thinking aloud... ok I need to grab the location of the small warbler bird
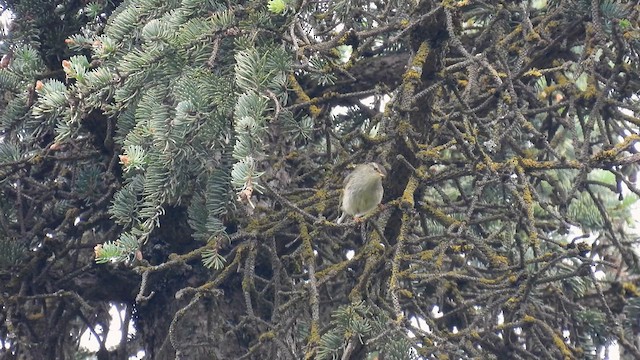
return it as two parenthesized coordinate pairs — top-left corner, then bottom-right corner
(337, 162), (386, 223)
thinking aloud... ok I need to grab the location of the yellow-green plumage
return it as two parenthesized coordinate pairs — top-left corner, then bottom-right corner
(337, 163), (385, 223)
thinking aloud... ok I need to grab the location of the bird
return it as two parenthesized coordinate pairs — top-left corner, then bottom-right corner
(337, 162), (386, 223)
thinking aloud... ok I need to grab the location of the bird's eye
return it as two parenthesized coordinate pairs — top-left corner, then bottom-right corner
(371, 163), (386, 176)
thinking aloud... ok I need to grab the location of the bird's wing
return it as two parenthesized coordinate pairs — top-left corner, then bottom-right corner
(343, 170), (355, 186)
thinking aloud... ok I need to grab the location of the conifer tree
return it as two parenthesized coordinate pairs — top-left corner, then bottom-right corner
(1, 0), (640, 359)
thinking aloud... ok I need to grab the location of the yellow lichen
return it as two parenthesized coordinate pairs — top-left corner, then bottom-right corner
(591, 134), (640, 162)
(547, 21), (560, 29)
(450, 244), (473, 253)
(400, 41), (429, 85)
(525, 31), (541, 42)
(401, 175), (419, 208)
(552, 333), (572, 359)
(489, 254), (509, 268)
(581, 83), (598, 100)
(403, 69), (422, 81)
(419, 250), (435, 261)
(506, 297), (519, 309)
(421, 202), (459, 227)
(524, 68), (543, 77)
(288, 74), (321, 118)
(259, 331), (275, 341)
(554, 73), (569, 86)
(623, 282), (640, 297)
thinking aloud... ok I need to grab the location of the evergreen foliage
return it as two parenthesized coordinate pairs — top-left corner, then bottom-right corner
(0, 0), (640, 358)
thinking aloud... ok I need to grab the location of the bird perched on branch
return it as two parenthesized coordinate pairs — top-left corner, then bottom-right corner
(337, 162), (386, 224)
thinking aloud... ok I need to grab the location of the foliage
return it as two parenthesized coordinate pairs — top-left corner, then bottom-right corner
(1, 0), (640, 359)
